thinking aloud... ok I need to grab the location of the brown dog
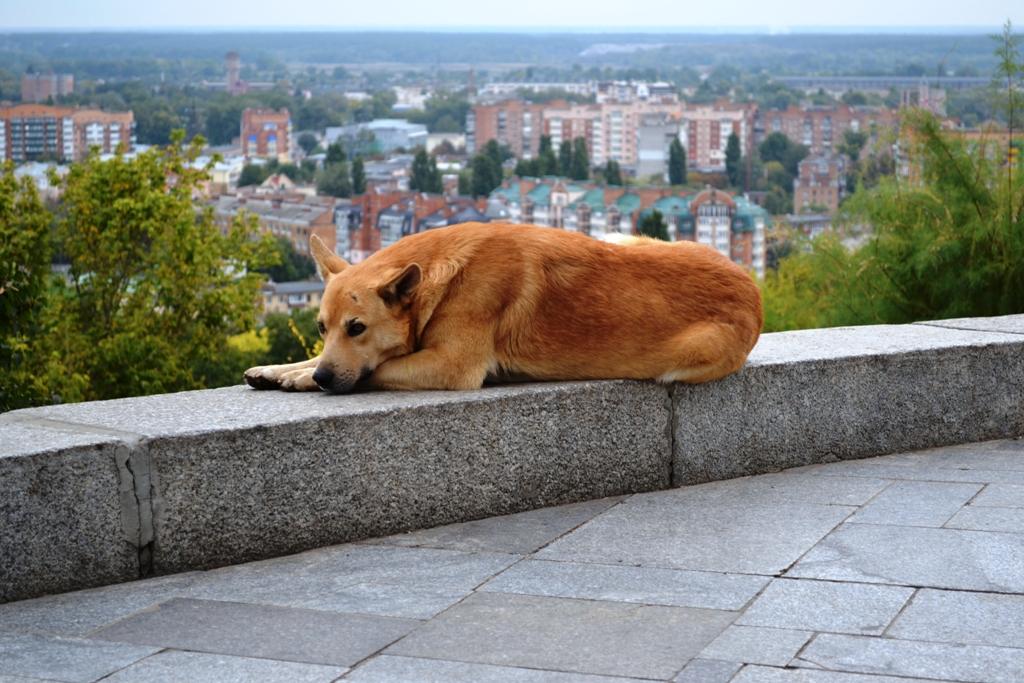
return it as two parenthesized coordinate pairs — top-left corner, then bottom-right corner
(244, 222), (762, 393)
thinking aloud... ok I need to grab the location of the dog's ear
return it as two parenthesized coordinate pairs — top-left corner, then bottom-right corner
(310, 234), (349, 281)
(378, 263), (421, 307)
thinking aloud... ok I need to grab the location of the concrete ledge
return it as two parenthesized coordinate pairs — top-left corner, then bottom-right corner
(1, 315), (1023, 603)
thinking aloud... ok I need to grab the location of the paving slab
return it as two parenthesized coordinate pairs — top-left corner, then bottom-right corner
(90, 597), (419, 666)
(103, 650), (345, 683)
(971, 484), (1024, 507)
(344, 655), (646, 682)
(0, 631), (158, 683)
(187, 544), (518, 619)
(672, 324), (1024, 484)
(737, 578), (913, 636)
(538, 493), (853, 574)
(0, 420), (137, 603)
(945, 506), (1024, 533)
(787, 523), (1024, 592)
(699, 625), (812, 666)
(0, 572), (199, 637)
(733, 665), (944, 682)
(887, 588), (1024, 649)
(481, 558), (769, 610)
(368, 497), (623, 554)
(385, 591), (735, 680)
(848, 481), (981, 527)
(9, 381), (669, 576)
(673, 659), (743, 683)
(642, 472), (890, 507)
(795, 633), (1024, 682)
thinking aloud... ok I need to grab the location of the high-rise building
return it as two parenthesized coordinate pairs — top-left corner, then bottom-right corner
(21, 73), (74, 103)
(225, 52), (244, 96)
(759, 104), (899, 156)
(794, 154), (848, 214)
(466, 100), (546, 158)
(0, 104), (134, 162)
(543, 100), (683, 169)
(679, 102), (757, 173)
(241, 108), (292, 162)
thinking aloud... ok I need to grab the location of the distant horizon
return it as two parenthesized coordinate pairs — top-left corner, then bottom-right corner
(0, 25), (1011, 35)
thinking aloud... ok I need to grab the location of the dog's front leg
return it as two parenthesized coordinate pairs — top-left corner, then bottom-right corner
(369, 347), (490, 391)
(245, 356), (321, 391)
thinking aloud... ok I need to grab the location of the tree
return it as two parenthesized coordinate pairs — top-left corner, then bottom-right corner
(759, 132), (807, 177)
(238, 163), (268, 187)
(316, 161), (352, 198)
(410, 149), (442, 193)
(515, 158), (541, 177)
(725, 132), (742, 187)
(471, 152), (502, 197)
(603, 160), (623, 186)
(45, 135), (277, 402)
(558, 141), (573, 177)
(351, 156), (366, 195)
(255, 237), (317, 283)
(297, 132), (318, 155)
(325, 142), (346, 164)
(538, 135), (559, 176)
(638, 209), (670, 241)
(571, 137), (589, 180)
(0, 165), (55, 410)
(668, 137), (687, 186)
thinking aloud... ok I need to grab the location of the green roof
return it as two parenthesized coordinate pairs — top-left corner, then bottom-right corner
(526, 183), (551, 206)
(568, 188), (606, 212)
(732, 196), (770, 233)
(651, 195), (691, 218)
(491, 182), (521, 203)
(615, 192), (641, 213)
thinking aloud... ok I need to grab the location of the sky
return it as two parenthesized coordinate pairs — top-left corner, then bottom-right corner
(0, 0), (1021, 31)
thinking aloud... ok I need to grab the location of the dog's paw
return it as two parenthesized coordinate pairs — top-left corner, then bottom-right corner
(279, 368), (320, 392)
(244, 366), (282, 390)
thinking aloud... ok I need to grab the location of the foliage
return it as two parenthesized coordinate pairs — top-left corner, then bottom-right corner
(638, 209), (669, 241)
(42, 135), (278, 402)
(725, 132), (742, 188)
(603, 160), (623, 186)
(0, 165), (56, 411)
(238, 163), (267, 187)
(558, 141), (573, 177)
(571, 137), (590, 181)
(351, 156), (367, 195)
(316, 161), (352, 198)
(255, 237), (316, 283)
(410, 149), (443, 193)
(297, 132), (319, 155)
(406, 92), (471, 133)
(262, 308), (320, 365)
(325, 143), (346, 164)
(469, 141), (506, 197)
(668, 138), (687, 186)
(537, 135), (559, 176)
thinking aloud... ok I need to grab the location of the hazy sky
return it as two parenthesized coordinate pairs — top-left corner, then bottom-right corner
(1, 0), (1021, 30)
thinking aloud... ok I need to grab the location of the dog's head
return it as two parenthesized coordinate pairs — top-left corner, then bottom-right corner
(309, 235), (420, 393)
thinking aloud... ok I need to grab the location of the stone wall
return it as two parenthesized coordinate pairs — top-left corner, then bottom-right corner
(2, 315), (1022, 603)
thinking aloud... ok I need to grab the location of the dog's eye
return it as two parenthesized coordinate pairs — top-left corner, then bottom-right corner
(347, 321), (366, 337)
(317, 320), (326, 336)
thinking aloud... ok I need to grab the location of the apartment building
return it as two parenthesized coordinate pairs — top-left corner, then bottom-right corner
(759, 104), (899, 156)
(241, 108), (292, 162)
(794, 154), (848, 213)
(466, 100), (546, 158)
(0, 104), (134, 162)
(487, 178), (767, 277)
(679, 102), (757, 173)
(210, 192), (336, 257)
(21, 73), (74, 103)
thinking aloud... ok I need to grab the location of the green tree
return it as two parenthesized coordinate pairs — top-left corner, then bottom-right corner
(0, 165), (57, 411)
(668, 138), (687, 186)
(297, 132), (319, 155)
(571, 137), (589, 180)
(238, 163), (268, 187)
(255, 237), (317, 283)
(325, 142), (346, 165)
(638, 210), (670, 241)
(351, 156), (366, 194)
(316, 161), (352, 198)
(47, 135), (277, 402)
(603, 160), (623, 186)
(538, 135), (558, 175)
(514, 158), (541, 177)
(410, 149), (442, 193)
(725, 132), (742, 187)
(261, 308), (320, 365)
(471, 152), (502, 197)
(558, 141), (573, 177)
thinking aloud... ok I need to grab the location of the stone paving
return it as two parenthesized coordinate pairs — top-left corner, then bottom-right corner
(1, 438), (1023, 682)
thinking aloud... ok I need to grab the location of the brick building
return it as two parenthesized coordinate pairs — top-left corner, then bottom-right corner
(759, 104), (899, 156)
(0, 104), (134, 162)
(21, 73), (74, 103)
(241, 108), (292, 162)
(678, 102), (757, 173)
(210, 192), (336, 257)
(794, 155), (848, 214)
(466, 100), (546, 158)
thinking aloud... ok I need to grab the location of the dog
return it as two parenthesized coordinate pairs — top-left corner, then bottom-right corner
(244, 222), (762, 394)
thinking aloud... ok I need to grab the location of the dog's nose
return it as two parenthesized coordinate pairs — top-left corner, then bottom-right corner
(312, 367), (334, 391)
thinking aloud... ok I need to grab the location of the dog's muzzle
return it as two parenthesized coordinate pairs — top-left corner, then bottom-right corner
(313, 366), (371, 394)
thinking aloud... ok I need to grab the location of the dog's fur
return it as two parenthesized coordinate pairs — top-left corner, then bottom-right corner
(244, 222), (762, 393)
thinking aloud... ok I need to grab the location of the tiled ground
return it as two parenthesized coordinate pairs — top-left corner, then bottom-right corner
(2, 438), (1023, 682)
